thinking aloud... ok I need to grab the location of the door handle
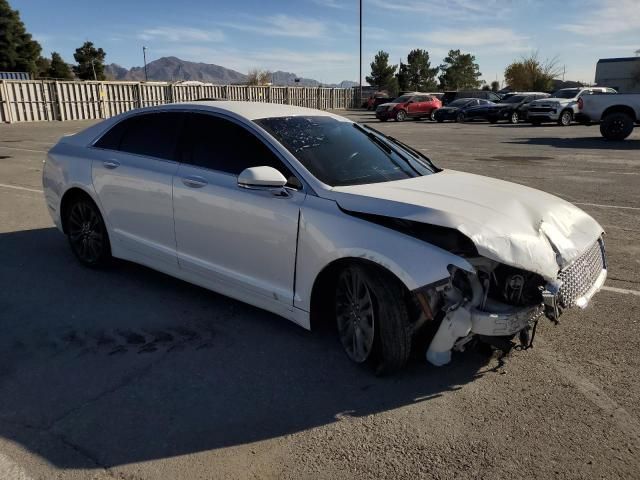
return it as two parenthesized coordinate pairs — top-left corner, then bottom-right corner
(182, 176), (208, 188)
(103, 160), (120, 169)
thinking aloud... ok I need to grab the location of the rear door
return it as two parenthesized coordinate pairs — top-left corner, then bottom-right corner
(92, 112), (183, 269)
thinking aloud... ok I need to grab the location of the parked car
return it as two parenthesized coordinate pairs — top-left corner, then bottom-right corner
(43, 102), (607, 372)
(433, 98), (495, 122)
(375, 93), (442, 121)
(527, 87), (617, 126)
(366, 93), (393, 111)
(441, 90), (502, 105)
(482, 92), (550, 124)
(576, 93), (640, 140)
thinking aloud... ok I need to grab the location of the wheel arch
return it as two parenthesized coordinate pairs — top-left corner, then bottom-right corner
(602, 105), (636, 122)
(309, 256), (412, 331)
(59, 186), (104, 234)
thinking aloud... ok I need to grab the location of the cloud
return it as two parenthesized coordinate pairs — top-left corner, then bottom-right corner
(410, 28), (529, 51)
(311, 0), (348, 9)
(558, 0), (640, 35)
(368, 0), (510, 18)
(137, 27), (225, 43)
(222, 14), (327, 38)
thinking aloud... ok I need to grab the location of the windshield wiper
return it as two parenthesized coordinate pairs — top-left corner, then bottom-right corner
(361, 124), (441, 172)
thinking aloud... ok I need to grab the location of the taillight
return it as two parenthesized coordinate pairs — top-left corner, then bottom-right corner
(578, 97), (584, 110)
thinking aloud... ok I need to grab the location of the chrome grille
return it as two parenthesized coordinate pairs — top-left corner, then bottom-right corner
(558, 239), (606, 308)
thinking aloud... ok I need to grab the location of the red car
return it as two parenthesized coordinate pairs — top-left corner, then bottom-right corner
(375, 93), (442, 122)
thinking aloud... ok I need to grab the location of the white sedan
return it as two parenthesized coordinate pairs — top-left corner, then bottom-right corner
(43, 102), (607, 373)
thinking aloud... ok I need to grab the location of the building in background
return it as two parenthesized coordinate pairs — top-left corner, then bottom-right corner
(595, 57), (640, 93)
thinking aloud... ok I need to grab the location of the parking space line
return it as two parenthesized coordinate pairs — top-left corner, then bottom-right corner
(602, 286), (640, 297)
(0, 183), (43, 194)
(0, 145), (46, 154)
(572, 202), (640, 211)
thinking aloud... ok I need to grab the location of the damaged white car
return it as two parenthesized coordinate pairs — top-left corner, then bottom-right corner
(43, 102), (607, 373)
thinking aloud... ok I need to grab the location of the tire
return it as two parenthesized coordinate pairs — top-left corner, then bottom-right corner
(558, 110), (573, 126)
(395, 110), (407, 122)
(600, 112), (634, 141)
(335, 264), (411, 374)
(430, 110), (436, 121)
(66, 197), (111, 267)
(456, 112), (465, 123)
(510, 111), (519, 124)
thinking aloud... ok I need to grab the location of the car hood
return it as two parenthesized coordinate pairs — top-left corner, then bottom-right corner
(531, 97), (574, 105)
(328, 170), (603, 280)
(378, 102), (400, 108)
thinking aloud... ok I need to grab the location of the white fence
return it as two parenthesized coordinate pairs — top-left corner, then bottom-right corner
(0, 80), (357, 123)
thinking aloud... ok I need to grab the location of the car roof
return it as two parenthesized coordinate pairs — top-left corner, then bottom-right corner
(156, 101), (345, 121)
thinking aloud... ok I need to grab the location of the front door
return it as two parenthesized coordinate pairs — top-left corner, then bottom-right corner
(172, 112), (305, 312)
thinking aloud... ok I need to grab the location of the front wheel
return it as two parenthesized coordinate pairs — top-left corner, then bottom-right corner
(66, 198), (111, 267)
(335, 265), (411, 374)
(558, 110), (573, 126)
(600, 112), (634, 140)
(456, 112), (465, 123)
(430, 110), (436, 121)
(510, 111), (519, 124)
(395, 110), (407, 122)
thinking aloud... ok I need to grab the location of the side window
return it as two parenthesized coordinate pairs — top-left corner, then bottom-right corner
(117, 112), (184, 161)
(181, 113), (296, 182)
(94, 120), (127, 150)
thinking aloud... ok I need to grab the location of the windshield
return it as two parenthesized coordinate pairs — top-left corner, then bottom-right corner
(551, 89), (580, 99)
(448, 99), (472, 107)
(393, 95), (412, 103)
(255, 116), (436, 187)
(502, 95), (526, 103)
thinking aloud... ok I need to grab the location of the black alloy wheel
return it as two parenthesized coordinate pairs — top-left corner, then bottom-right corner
(67, 200), (111, 267)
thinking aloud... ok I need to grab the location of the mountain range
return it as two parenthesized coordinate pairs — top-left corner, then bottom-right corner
(104, 56), (357, 88)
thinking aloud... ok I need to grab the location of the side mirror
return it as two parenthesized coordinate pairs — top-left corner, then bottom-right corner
(238, 166), (287, 190)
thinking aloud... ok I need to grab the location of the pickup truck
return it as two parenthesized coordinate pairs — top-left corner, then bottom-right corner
(576, 94), (640, 140)
(527, 87), (617, 126)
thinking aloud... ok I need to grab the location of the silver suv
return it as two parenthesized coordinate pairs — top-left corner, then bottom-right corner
(527, 87), (617, 126)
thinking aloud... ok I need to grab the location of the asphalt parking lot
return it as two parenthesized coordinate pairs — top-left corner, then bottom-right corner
(0, 112), (639, 479)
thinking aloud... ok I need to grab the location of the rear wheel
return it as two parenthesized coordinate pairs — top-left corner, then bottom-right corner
(430, 110), (436, 121)
(558, 110), (573, 126)
(395, 110), (407, 122)
(456, 112), (465, 123)
(66, 198), (111, 267)
(335, 264), (411, 374)
(600, 112), (634, 140)
(510, 111), (520, 124)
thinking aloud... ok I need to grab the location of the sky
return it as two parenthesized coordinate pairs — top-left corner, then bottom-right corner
(12, 0), (640, 85)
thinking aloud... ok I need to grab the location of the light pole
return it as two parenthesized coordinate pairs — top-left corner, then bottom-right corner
(359, 0), (362, 107)
(143, 46), (148, 82)
(90, 58), (97, 81)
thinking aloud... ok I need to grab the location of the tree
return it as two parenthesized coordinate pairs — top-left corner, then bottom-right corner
(0, 0), (42, 75)
(366, 50), (397, 93)
(72, 41), (106, 80)
(401, 49), (438, 91)
(246, 68), (272, 85)
(504, 52), (561, 91)
(491, 80), (500, 92)
(48, 52), (73, 79)
(482, 84), (490, 91)
(438, 49), (482, 90)
(35, 56), (50, 78)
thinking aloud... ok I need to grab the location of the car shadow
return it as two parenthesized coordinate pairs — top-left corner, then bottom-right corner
(503, 136), (640, 150)
(0, 227), (490, 469)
